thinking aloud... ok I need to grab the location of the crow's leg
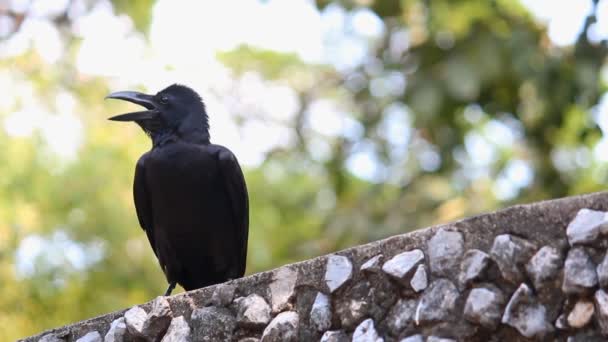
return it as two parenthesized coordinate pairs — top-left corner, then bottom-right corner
(164, 282), (176, 296)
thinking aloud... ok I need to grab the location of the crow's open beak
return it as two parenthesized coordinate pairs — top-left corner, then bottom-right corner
(106, 91), (160, 121)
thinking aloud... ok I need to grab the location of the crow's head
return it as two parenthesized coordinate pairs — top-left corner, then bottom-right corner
(106, 84), (208, 139)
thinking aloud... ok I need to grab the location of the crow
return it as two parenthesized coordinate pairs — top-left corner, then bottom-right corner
(106, 84), (248, 296)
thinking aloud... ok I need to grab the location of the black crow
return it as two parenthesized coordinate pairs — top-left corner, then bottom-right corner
(106, 84), (248, 296)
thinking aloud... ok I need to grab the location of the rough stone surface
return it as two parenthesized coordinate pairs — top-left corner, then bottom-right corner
(458, 249), (490, 288)
(75, 331), (102, 342)
(124, 306), (147, 337)
(335, 298), (367, 329)
(325, 255), (353, 293)
(594, 289), (608, 335)
(23, 192), (608, 342)
(428, 228), (464, 277)
(209, 283), (237, 307)
(320, 330), (349, 342)
(415, 279), (459, 324)
(525, 245), (563, 289)
(410, 264), (428, 292)
(567, 299), (594, 328)
(142, 296), (172, 340)
(502, 283), (553, 338)
(352, 318), (382, 342)
(562, 247), (598, 294)
(104, 317), (126, 342)
(236, 294), (272, 328)
(490, 234), (537, 284)
(269, 267), (297, 312)
(310, 292), (332, 331)
(566, 208), (608, 245)
(382, 249), (424, 284)
(597, 252), (608, 289)
(161, 316), (191, 342)
(191, 306), (236, 341)
(399, 335), (424, 342)
(260, 311), (299, 342)
(386, 299), (417, 335)
(361, 254), (384, 273)
(463, 286), (505, 329)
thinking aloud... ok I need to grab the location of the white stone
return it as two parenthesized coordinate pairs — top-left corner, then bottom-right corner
(124, 306), (147, 336)
(566, 208), (608, 245)
(325, 255), (353, 293)
(594, 289), (608, 335)
(76, 331), (102, 342)
(161, 316), (191, 342)
(261, 311), (299, 342)
(236, 294), (271, 327)
(309, 292), (331, 331)
(104, 317), (126, 342)
(360, 254), (383, 273)
(382, 249), (424, 282)
(269, 267), (297, 312)
(410, 264), (428, 292)
(352, 318), (383, 342)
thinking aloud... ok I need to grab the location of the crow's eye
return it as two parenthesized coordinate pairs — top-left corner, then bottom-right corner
(159, 95), (169, 105)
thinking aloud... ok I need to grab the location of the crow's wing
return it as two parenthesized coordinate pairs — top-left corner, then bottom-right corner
(217, 147), (249, 277)
(133, 154), (158, 258)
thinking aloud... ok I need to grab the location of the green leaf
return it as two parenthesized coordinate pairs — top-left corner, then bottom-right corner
(112, 0), (155, 34)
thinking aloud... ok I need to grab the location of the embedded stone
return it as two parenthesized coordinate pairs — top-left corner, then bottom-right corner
(502, 283), (553, 338)
(269, 267), (297, 312)
(75, 331), (102, 342)
(104, 317), (127, 342)
(566, 208), (608, 245)
(490, 234), (537, 284)
(386, 299), (417, 335)
(320, 330), (349, 342)
(597, 252), (608, 289)
(525, 246), (563, 289)
(191, 306), (236, 341)
(415, 279), (459, 324)
(594, 289), (608, 335)
(410, 264), (428, 292)
(428, 229), (464, 277)
(562, 247), (598, 294)
(567, 299), (594, 328)
(352, 318), (382, 342)
(399, 335), (424, 342)
(236, 294), (272, 328)
(458, 249), (490, 288)
(463, 286), (505, 329)
(555, 313), (567, 330)
(325, 255), (353, 293)
(361, 254), (384, 273)
(124, 306), (147, 337)
(161, 316), (191, 342)
(427, 337), (456, 342)
(382, 249), (424, 284)
(261, 311), (299, 342)
(210, 283), (237, 307)
(310, 292), (332, 331)
(142, 296), (173, 340)
(238, 339), (260, 342)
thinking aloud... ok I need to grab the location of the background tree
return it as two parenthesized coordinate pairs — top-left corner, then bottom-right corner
(0, 0), (606, 339)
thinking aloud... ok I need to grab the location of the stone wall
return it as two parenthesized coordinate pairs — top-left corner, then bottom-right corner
(21, 191), (608, 341)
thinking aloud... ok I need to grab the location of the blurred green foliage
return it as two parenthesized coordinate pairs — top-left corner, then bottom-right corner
(1, 0), (607, 340)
